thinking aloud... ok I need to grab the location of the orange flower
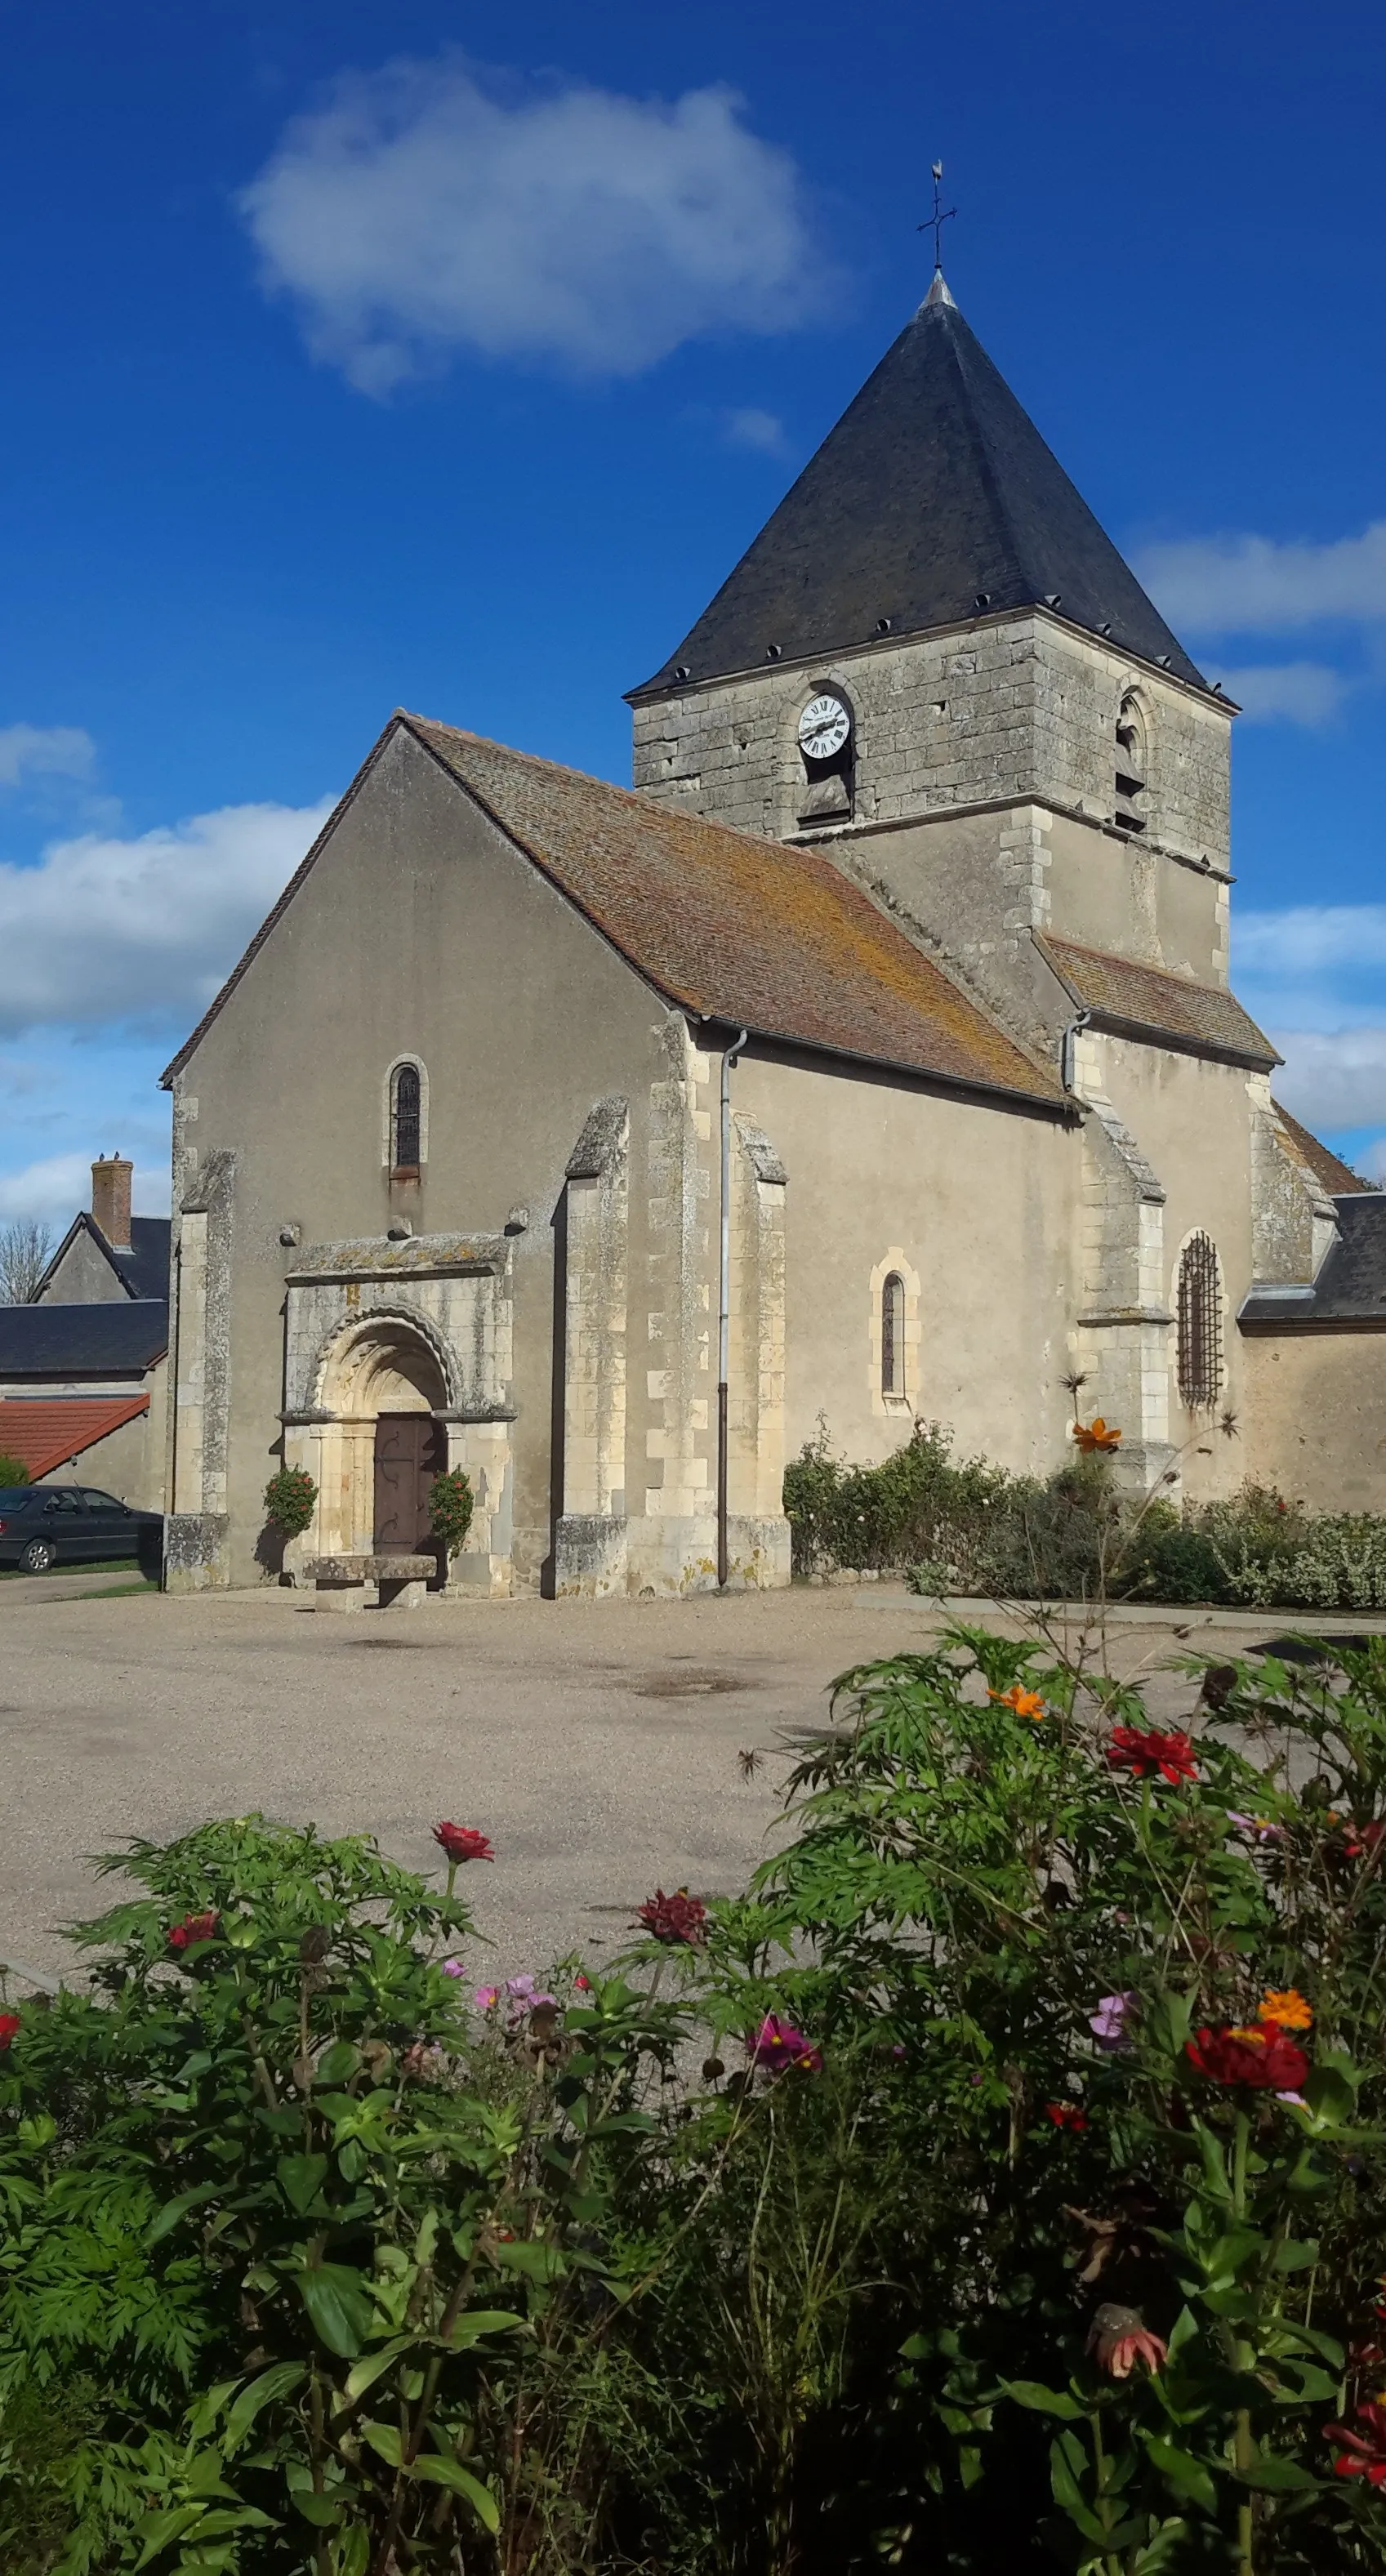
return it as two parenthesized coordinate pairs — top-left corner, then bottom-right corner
(1258, 1987), (1312, 2031)
(1073, 1418), (1122, 1454)
(991, 1684), (1047, 1721)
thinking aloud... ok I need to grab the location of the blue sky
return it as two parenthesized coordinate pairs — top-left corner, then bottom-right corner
(1, 0), (1384, 1231)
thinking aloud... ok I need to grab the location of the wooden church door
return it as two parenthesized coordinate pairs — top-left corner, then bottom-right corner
(372, 1415), (443, 1553)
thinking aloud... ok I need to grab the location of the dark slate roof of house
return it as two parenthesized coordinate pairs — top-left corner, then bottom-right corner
(1039, 934), (1278, 1069)
(0, 1394), (150, 1477)
(630, 280), (1207, 698)
(1241, 1195), (1386, 1330)
(408, 718), (1066, 1106)
(1272, 1102), (1370, 1196)
(34, 1212), (171, 1304)
(0, 1300), (167, 1379)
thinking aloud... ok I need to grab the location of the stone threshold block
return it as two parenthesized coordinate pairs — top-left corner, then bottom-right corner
(302, 1553), (438, 1612)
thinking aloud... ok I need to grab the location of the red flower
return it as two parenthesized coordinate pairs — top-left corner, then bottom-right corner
(1045, 2101), (1088, 2132)
(1326, 2399), (1386, 2486)
(167, 1910), (220, 1952)
(1185, 2022), (1309, 2092)
(1107, 1725), (1197, 1785)
(434, 1824), (493, 1865)
(1342, 1819), (1386, 1863)
(0, 2012), (20, 2050)
(574, 1974), (590, 1991)
(635, 1887), (708, 1946)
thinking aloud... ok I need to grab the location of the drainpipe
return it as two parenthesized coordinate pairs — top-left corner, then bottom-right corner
(1061, 1007), (1092, 1095)
(717, 1028), (749, 1589)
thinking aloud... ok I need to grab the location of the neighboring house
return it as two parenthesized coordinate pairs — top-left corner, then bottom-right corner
(158, 267), (1386, 1598)
(0, 1157), (169, 1507)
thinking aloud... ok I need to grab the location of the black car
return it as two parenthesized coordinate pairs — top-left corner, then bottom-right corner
(0, 1484), (163, 1575)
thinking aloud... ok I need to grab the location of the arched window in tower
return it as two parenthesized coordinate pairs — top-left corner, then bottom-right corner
(390, 1063), (422, 1174)
(1176, 1232), (1223, 1410)
(881, 1271), (907, 1400)
(796, 690), (854, 825)
(1115, 692), (1148, 833)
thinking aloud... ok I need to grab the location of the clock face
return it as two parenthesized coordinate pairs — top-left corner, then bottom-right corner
(797, 693), (851, 761)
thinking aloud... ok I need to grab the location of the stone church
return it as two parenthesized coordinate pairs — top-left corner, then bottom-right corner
(160, 268), (1386, 1598)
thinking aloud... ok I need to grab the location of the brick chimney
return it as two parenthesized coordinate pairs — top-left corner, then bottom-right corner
(91, 1153), (133, 1251)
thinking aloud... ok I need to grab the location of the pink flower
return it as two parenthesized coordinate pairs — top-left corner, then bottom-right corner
(750, 2014), (822, 2076)
(1088, 1992), (1138, 2051)
(1089, 2304), (1167, 2378)
(440, 1959), (467, 1979)
(474, 1985), (501, 2012)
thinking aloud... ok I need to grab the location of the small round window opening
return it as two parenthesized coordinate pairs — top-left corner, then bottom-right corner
(1176, 1232), (1223, 1409)
(390, 1063), (421, 1174)
(881, 1272), (907, 1400)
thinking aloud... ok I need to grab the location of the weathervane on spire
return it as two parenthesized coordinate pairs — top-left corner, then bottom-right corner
(918, 160), (956, 274)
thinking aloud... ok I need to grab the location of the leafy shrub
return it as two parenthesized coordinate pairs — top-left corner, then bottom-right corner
(427, 1467), (474, 1560)
(786, 1420), (1386, 1611)
(0, 1451), (29, 1488)
(262, 1467), (317, 1540)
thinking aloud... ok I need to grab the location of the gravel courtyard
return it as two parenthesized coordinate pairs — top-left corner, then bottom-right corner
(2, 1583), (1380, 1996)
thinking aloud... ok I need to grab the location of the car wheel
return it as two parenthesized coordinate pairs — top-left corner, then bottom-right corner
(20, 1539), (55, 1575)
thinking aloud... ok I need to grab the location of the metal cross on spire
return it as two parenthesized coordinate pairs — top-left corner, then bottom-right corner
(917, 160), (956, 274)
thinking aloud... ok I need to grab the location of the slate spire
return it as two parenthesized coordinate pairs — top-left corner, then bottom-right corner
(631, 289), (1205, 697)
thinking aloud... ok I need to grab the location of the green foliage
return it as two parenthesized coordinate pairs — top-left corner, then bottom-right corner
(426, 1468), (474, 1561)
(0, 1451), (29, 1488)
(686, 1626), (1386, 2570)
(0, 1816), (690, 2573)
(785, 1418), (1386, 1610)
(261, 1468), (317, 1540)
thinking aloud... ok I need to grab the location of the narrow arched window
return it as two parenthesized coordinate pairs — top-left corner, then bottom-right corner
(881, 1272), (906, 1398)
(390, 1063), (421, 1173)
(1115, 692), (1147, 833)
(1177, 1232), (1222, 1409)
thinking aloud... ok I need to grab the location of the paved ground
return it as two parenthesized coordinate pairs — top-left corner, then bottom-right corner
(2, 1584), (1379, 1996)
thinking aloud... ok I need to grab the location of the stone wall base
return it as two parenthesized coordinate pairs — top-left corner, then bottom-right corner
(555, 1512), (791, 1599)
(163, 1513), (231, 1592)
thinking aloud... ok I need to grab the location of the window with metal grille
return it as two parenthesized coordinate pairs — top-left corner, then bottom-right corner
(881, 1272), (906, 1398)
(1177, 1232), (1222, 1408)
(391, 1063), (421, 1171)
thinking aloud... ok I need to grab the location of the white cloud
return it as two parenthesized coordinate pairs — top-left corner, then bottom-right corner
(720, 405), (790, 457)
(1236, 906), (1386, 974)
(0, 724), (96, 789)
(1271, 1028), (1386, 1133)
(1362, 1136), (1386, 1183)
(0, 798), (333, 1037)
(1219, 662), (1348, 726)
(1136, 522), (1386, 638)
(239, 57), (825, 391)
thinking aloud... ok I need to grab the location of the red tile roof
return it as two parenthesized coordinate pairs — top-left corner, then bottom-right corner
(165, 715), (1066, 1110)
(1039, 934), (1278, 1069)
(411, 720), (1065, 1104)
(0, 1396), (149, 1481)
(1272, 1101), (1370, 1196)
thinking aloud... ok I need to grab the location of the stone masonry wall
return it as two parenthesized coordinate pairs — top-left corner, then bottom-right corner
(632, 610), (1230, 867)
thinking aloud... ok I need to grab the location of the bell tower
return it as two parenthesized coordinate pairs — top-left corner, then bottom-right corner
(629, 272), (1235, 1063)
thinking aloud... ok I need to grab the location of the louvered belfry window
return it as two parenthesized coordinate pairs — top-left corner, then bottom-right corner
(881, 1272), (906, 1398)
(1177, 1232), (1222, 1409)
(391, 1063), (421, 1171)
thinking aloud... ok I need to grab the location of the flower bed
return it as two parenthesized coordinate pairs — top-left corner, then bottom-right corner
(3, 1629), (1386, 2569)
